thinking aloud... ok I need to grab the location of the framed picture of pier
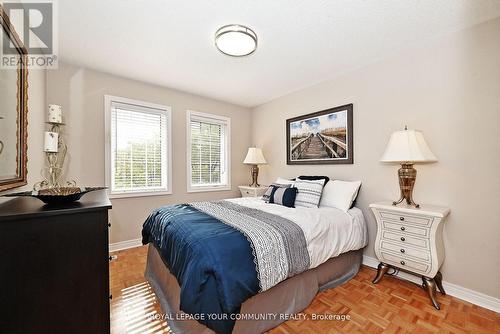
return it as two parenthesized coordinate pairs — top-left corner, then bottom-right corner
(286, 104), (353, 165)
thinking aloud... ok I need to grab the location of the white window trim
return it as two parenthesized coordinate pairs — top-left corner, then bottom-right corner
(186, 110), (231, 193)
(104, 95), (172, 199)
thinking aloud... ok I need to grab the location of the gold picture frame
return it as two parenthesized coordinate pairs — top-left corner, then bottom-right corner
(0, 5), (29, 191)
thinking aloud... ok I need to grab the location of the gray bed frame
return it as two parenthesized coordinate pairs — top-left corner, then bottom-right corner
(145, 243), (363, 334)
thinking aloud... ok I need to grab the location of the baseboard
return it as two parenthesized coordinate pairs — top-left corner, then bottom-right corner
(362, 255), (500, 313)
(109, 238), (143, 252)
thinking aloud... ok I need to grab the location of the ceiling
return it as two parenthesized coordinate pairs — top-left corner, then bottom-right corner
(57, 0), (500, 107)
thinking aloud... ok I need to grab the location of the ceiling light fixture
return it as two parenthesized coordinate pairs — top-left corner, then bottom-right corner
(215, 24), (257, 57)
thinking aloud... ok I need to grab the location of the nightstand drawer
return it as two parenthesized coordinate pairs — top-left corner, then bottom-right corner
(382, 231), (429, 249)
(381, 252), (430, 273)
(380, 211), (432, 226)
(382, 220), (430, 237)
(242, 189), (256, 197)
(380, 241), (431, 261)
(238, 186), (268, 198)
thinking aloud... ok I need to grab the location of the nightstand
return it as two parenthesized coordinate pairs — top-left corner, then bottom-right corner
(370, 202), (450, 309)
(238, 185), (268, 198)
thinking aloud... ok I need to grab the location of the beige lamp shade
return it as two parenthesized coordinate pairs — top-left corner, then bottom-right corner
(380, 129), (437, 163)
(243, 147), (267, 165)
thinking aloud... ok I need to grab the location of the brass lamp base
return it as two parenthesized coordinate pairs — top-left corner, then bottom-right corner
(392, 163), (420, 208)
(249, 164), (260, 187)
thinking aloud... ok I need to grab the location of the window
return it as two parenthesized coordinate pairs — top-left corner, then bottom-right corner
(187, 110), (230, 192)
(105, 95), (172, 198)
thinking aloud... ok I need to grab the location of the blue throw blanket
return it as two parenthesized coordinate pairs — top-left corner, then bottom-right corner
(142, 201), (310, 334)
(142, 204), (259, 333)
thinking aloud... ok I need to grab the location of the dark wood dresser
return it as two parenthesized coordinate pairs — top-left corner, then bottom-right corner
(0, 190), (112, 334)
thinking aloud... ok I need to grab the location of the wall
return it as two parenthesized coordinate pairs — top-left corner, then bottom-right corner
(251, 18), (500, 298)
(46, 63), (252, 244)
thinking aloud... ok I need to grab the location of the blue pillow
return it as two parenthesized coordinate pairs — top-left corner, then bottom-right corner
(262, 183), (291, 202)
(269, 186), (298, 208)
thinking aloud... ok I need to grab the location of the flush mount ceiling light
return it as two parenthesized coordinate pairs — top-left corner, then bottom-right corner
(215, 24), (257, 57)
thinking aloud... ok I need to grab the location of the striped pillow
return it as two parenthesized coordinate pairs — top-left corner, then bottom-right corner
(262, 183), (291, 202)
(270, 186), (298, 208)
(294, 178), (326, 208)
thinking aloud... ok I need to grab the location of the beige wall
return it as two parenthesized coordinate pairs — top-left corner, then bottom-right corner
(46, 63), (252, 244)
(251, 18), (500, 298)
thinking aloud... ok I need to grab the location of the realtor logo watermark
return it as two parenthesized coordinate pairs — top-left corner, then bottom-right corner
(1, 1), (58, 69)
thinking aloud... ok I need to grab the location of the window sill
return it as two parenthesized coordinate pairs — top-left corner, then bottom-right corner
(108, 190), (172, 199)
(187, 185), (231, 193)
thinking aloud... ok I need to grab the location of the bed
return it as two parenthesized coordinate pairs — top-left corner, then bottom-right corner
(142, 196), (368, 334)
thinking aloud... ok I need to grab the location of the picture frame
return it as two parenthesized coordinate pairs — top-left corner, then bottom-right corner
(0, 5), (29, 191)
(286, 104), (353, 165)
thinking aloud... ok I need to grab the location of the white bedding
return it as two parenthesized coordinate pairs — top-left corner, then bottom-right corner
(226, 197), (368, 269)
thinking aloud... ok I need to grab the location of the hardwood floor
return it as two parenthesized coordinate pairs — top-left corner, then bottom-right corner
(110, 246), (499, 333)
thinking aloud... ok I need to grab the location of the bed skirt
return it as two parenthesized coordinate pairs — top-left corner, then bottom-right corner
(145, 243), (363, 334)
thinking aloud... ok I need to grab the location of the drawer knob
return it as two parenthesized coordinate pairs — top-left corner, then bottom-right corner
(400, 249), (405, 253)
(400, 261), (405, 266)
(400, 226), (405, 231)
(400, 217), (405, 221)
(401, 237), (405, 241)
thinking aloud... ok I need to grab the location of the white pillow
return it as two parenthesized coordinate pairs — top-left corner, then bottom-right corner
(275, 177), (295, 186)
(320, 180), (361, 212)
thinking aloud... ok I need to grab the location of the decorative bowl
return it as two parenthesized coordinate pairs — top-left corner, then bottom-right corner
(2, 186), (107, 205)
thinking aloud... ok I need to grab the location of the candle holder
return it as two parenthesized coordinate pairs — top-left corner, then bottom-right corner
(34, 122), (73, 191)
(1, 105), (108, 204)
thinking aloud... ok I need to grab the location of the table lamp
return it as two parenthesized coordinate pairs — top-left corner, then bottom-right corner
(380, 127), (437, 208)
(243, 147), (267, 187)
